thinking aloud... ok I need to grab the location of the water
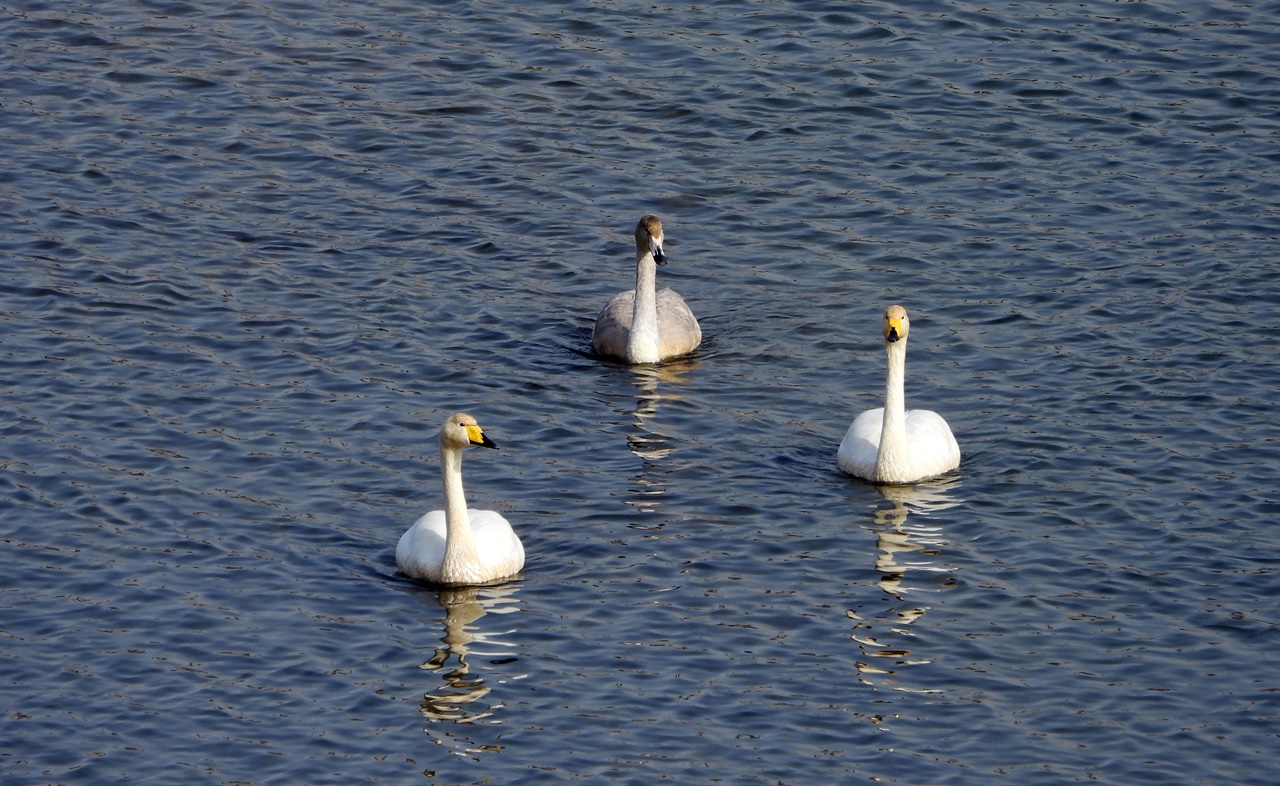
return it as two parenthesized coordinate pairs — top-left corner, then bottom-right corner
(2, 1), (1277, 783)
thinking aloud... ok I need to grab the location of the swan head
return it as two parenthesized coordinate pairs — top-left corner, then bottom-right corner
(883, 305), (910, 344)
(636, 214), (667, 266)
(440, 413), (498, 451)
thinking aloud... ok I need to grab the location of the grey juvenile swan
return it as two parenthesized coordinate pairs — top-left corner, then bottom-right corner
(592, 214), (701, 363)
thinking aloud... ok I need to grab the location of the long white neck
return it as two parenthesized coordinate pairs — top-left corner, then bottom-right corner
(875, 338), (911, 482)
(626, 250), (661, 364)
(439, 444), (478, 580)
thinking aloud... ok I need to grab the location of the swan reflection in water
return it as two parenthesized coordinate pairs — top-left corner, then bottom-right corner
(417, 584), (523, 756)
(621, 358), (698, 526)
(848, 476), (962, 689)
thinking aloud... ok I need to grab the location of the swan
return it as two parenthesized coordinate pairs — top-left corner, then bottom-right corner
(837, 305), (960, 484)
(396, 413), (525, 586)
(592, 214), (702, 364)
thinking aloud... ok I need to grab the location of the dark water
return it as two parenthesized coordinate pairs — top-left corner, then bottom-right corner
(2, 1), (1278, 783)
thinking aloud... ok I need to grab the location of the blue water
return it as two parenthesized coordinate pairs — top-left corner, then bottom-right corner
(1, 1), (1278, 783)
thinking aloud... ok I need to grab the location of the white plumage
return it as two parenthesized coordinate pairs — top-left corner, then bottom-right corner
(838, 305), (960, 484)
(396, 413), (524, 586)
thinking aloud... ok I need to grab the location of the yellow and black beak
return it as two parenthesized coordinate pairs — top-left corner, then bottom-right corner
(465, 425), (499, 449)
(885, 314), (904, 343)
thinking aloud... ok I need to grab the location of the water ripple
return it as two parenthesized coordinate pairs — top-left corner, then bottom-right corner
(2, 0), (1278, 784)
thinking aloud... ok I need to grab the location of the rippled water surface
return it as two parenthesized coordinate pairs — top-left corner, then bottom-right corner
(2, 1), (1278, 783)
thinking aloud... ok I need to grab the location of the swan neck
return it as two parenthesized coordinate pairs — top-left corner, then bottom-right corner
(440, 444), (478, 573)
(627, 250), (660, 363)
(876, 338), (910, 480)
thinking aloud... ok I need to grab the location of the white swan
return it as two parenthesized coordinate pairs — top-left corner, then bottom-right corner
(592, 214), (702, 364)
(396, 413), (524, 586)
(838, 305), (960, 484)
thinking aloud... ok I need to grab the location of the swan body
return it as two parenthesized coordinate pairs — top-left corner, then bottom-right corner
(592, 214), (701, 363)
(397, 413), (524, 586)
(838, 305), (960, 484)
